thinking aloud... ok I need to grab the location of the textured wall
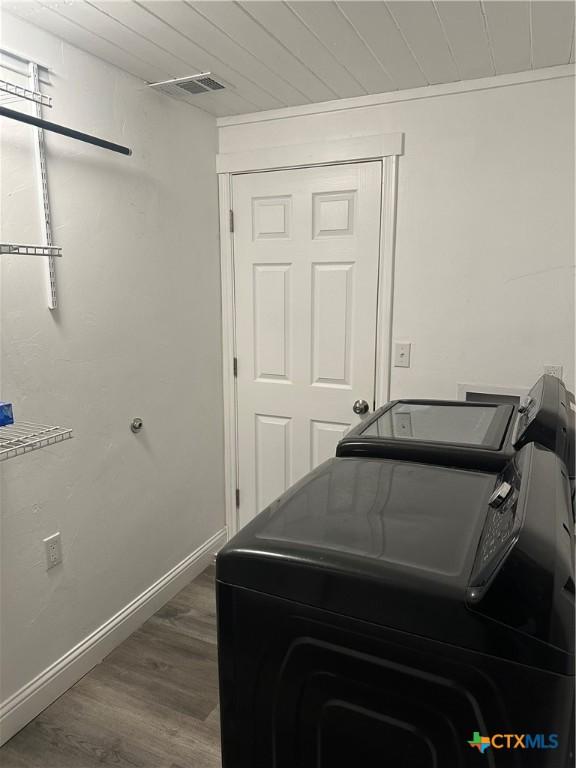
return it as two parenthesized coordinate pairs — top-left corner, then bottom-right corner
(0, 14), (224, 703)
(219, 75), (575, 399)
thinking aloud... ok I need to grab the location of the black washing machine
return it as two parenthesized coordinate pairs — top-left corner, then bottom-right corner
(337, 375), (574, 484)
(217, 442), (574, 767)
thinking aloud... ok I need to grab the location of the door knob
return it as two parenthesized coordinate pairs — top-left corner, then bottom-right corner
(353, 399), (370, 415)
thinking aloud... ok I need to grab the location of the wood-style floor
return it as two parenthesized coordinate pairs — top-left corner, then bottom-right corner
(0, 566), (221, 768)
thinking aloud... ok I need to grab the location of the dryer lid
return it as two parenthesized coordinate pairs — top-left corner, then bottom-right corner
(337, 400), (515, 471)
(361, 401), (511, 447)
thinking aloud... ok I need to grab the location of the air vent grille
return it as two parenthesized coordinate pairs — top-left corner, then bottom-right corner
(148, 72), (227, 98)
(196, 76), (225, 91)
(177, 79), (211, 95)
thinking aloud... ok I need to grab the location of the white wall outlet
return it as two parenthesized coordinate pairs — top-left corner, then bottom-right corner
(544, 365), (563, 380)
(394, 342), (411, 368)
(44, 532), (62, 569)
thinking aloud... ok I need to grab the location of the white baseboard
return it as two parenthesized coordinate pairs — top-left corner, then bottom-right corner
(0, 526), (228, 746)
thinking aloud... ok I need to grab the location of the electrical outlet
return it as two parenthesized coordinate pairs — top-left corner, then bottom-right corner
(394, 342), (411, 368)
(44, 532), (62, 569)
(544, 365), (563, 380)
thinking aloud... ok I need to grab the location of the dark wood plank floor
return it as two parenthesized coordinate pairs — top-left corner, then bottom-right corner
(0, 566), (221, 768)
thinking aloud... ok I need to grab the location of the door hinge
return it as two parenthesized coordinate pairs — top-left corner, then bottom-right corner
(229, 209), (234, 233)
(235, 488), (240, 508)
(233, 357), (238, 377)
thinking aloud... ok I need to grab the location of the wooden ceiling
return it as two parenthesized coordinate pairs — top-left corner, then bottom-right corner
(4, 1), (575, 117)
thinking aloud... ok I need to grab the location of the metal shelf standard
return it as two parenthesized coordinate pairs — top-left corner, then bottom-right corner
(29, 61), (58, 309)
(0, 421), (73, 461)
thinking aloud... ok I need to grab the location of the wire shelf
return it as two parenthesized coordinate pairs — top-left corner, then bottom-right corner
(0, 243), (62, 257)
(0, 79), (52, 107)
(0, 421), (73, 461)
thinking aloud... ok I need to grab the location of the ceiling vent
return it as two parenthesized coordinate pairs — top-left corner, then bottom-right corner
(148, 73), (227, 99)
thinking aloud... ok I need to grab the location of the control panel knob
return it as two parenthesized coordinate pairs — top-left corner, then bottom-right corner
(488, 481), (512, 509)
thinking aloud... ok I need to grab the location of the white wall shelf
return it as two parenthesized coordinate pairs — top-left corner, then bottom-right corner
(0, 79), (52, 107)
(0, 422), (73, 461)
(0, 243), (62, 257)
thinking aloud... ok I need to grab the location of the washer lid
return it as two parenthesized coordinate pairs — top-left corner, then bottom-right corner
(362, 401), (509, 446)
(249, 458), (491, 585)
(218, 451), (574, 673)
(218, 457), (493, 632)
(337, 400), (515, 471)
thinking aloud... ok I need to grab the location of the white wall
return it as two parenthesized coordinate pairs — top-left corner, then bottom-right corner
(219, 74), (575, 399)
(0, 13), (224, 721)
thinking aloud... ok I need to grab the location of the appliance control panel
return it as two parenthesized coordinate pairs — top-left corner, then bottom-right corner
(468, 463), (522, 601)
(478, 499), (516, 566)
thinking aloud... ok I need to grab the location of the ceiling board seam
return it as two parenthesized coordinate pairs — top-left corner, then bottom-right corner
(29, 5), (213, 117)
(384, 1), (430, 86)
(236, 1), (341, 99)
(280, 1), (367, 96)
(85, 0), (197, 74)
(571, 25), (575, 63)
(431, 1), (462, 81)
(39, 4), (173, 79)
(84, 0), (260, 112)
(136, 0), (285, 109)
(189, 1), (312, 104)
(217, 64), (575, 127)
(84, 0), (252, 110)
(335, 1), (398, 90)
(479, 1), (497, 77)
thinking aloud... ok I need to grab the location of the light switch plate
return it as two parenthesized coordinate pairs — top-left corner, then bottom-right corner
(44, 532), (62, 569)
(394, 342), (411, 368)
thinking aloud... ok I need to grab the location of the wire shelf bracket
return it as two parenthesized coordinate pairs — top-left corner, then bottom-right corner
(0, 78), (52, 107)
(0, 421), (73, 462)
(1, 243), (62, 257)
(1, 56), (132, 310)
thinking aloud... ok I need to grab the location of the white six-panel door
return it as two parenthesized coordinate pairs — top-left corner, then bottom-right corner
(233, 161), (383, 527)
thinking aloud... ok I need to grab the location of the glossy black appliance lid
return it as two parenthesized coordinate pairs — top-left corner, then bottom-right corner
(218, 457), (494, 628)
(255, 458), (492, 582)
(218, 450), (574, 673)
(362, 401), (510, 447)
(336, 400), (516, 471)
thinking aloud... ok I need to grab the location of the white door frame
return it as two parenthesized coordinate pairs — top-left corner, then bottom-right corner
(217, 132), (404, 538)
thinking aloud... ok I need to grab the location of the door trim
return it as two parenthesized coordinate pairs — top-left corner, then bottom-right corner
(218, 173), (239, 541)
(216, 132), (403, 174)
(375, 154), (399, 410)
(218, 135), (403, 538)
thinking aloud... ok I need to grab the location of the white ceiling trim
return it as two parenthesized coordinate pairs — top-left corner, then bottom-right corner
(217, 62), (575, 127)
